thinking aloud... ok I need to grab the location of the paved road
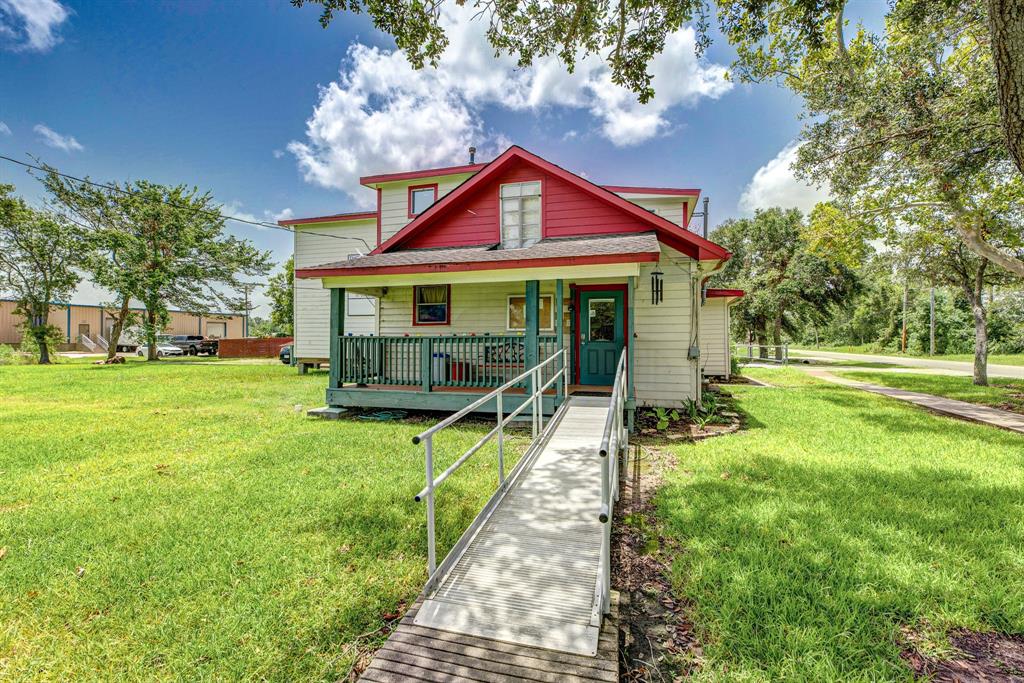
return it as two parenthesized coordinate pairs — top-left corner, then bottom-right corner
(789, 349), (1024, 380)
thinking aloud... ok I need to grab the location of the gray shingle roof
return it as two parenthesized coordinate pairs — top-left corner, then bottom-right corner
(305, 232), (661, 272)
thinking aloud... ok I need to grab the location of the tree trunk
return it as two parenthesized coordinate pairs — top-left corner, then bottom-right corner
(106, 296), (131, 361)
(33, 323), (51, 365)
(147, 308), (158, 361)
(963, 264), (990, 387)
(772, 316), (783, 361)
(988, 0), (1024, 177)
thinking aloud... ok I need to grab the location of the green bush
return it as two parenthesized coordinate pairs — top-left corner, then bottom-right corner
(0, 344), (32, 365)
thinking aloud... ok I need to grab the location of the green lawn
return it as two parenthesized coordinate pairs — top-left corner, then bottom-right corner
(656, 368), (1024, 681)
(836, 370), (1024, 414)
(791, 345), (1024, 367)
(0, 359), (523, 680)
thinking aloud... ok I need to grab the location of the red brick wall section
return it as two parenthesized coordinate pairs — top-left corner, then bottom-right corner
(217, 337), (293, 358)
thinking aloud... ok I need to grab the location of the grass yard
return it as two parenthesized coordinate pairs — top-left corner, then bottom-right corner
(0, 359), (524, 680)
(791, 345), (1024, 367)
(656, 368), (1024, 681)
(835, 370), (1024, 414)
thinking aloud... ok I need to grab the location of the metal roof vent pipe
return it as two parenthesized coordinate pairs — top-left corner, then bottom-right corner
(469, 146), (476, 164)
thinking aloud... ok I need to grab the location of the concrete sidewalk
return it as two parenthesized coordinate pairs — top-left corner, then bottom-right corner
(789, 349), (1024, 380)
(806, 369), (1024, 435)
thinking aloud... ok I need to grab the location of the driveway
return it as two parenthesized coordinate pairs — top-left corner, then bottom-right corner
(789, 349), (1024, 380)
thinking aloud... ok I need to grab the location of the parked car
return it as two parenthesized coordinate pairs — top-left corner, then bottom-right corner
(166, 335), (219, 356)
(279, 344), (292, 365)
(136, 342), (184, 358)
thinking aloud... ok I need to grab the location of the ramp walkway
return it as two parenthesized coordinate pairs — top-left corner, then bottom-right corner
(359, 350), (629, 680)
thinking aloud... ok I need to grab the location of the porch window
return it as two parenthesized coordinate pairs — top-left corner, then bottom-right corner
(414, 285), (450, 325)
(507, 294), (554, 331)
(408, 184), (438, 217)
(500, 181), (541, 249)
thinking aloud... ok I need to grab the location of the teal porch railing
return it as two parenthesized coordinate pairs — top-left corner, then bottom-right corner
(338, 335), (563, 390)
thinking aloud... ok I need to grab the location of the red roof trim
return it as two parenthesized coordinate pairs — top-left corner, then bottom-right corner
(706, 288), (745, 298)
(360, 163), (487, 186)
(603, 185), (701, 196)
(373, 145), (730, 261)
(278, 211), (377, 227)
(295, 251), (658, 279)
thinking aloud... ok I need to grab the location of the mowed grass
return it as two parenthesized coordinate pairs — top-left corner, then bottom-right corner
(791, 345), (1024, 366)
(0, 360), (523, 680)
(656, 368), (1024, 681)
(837, 370), (1024, 414)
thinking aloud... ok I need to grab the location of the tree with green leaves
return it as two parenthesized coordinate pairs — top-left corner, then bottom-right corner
(265, 256), (294, 336)
(0, 185), (83, 364)
(43, 171), (143, 360)
(294, 1), (1024, 180)
(44, 173), (272, 361)
(710, 207), (858, 359)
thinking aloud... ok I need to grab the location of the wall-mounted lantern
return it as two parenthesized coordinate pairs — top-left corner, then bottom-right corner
(651, 266), (664, 305)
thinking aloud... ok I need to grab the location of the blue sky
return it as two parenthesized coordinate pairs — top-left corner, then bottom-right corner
(0, 0), (857, 311)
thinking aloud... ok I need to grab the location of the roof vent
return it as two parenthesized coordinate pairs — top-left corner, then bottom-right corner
(469, 146), (476, 164)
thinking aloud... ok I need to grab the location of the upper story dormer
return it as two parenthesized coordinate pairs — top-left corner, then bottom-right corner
(355, 151), (701, 251)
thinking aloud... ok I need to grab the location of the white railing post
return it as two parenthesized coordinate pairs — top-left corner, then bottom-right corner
(497, 390), (505, 485)
(424, 435), (437, 578)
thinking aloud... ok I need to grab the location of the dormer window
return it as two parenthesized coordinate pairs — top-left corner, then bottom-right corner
(408, 184), (438, 217)
(500, 181), (541, 249)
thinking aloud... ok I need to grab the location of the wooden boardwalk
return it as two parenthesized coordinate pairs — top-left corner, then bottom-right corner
(360, 396), (618, 681)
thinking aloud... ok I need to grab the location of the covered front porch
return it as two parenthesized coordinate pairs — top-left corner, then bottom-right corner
(323, 275), (637, 419)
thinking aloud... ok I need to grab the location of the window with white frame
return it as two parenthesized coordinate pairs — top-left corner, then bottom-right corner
(409, 185), (437, 217)
(507, 294), (554, 331)
(500, 181), (541, 249)
(346, 293), (376, 317)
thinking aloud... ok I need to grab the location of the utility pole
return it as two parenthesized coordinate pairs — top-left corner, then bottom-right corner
(901, 284), (908, 354)
(929, 287), (936, 355)
(239, 283), (256, 338)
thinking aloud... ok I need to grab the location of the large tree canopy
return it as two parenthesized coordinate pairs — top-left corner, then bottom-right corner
(293, 0), (1023, 175)
(0, 185), (83, 364)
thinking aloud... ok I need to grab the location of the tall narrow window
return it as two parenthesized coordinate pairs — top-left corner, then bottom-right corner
(414, 285), (450, 325)
(500, 181), (541, 249)
(408, 184), (438, 217)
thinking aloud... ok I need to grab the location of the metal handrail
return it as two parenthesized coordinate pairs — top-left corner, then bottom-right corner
(413, 349), (570, 591)
(593, 348), (628, 624)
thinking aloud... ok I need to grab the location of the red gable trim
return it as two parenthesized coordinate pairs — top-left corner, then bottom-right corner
(706, 288), (745, 298)
(295, 251), (658, 279)
(373, 145), (730, 261)
(360, 163), (487, 186)
(278, 211), (377, 227)
(603, 185), (701, 196)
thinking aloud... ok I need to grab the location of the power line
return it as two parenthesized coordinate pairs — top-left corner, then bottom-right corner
(0, 153), (373, 252)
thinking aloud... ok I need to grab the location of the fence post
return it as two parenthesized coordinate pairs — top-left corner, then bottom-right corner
(421, 337), (432, 393)
(424, 435), (436, 578)
(497, 391), (505, 485)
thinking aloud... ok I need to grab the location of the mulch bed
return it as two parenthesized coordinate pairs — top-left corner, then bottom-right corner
(903, 627), (1024, 681)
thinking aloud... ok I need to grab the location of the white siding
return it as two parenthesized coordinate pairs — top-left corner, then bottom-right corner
(633, 249), (700, 407)
(699, 297), (730, 378)
(372, 252), (701, 407)
(293, 220), (378, 360)
(378, 173), (476, 243)
(612, 194), (689, 228)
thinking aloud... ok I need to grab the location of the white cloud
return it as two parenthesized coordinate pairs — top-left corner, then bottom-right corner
(220, 201), (294, 231)
(0, 121), (10, 136)
(33, 123), (82, 152)
(289, 5), (732, 202)
(739, 140), (831, 214)
(0, 0), (69, 52)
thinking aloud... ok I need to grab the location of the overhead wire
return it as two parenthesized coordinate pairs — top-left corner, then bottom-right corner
(0, 153), (373, 252)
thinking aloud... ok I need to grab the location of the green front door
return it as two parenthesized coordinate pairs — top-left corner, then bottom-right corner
(579, 290), (625, 385)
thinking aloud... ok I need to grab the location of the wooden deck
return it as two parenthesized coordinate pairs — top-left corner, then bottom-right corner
(359, 395), (618, 681)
